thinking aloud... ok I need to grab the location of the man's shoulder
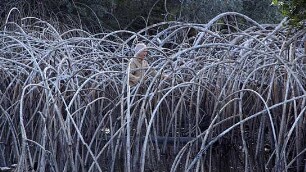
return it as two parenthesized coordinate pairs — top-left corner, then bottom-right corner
(129, 57), (138, 64)
(129, 58), (140, 67)
(130, 57), (137, 61)
(130, 57), (146, 63)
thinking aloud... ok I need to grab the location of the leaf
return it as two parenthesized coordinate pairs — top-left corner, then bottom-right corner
(271, 0), (278, 5)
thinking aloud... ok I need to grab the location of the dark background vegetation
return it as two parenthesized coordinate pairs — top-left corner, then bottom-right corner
(0, 0), (283, 32)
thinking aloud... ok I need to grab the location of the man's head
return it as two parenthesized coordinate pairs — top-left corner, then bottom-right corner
(134, 43), (148, 60)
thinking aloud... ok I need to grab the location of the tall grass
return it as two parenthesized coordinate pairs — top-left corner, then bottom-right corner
(1, 9), (306, 172)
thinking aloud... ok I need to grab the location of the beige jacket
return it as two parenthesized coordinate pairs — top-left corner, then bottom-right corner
(128, 58), (157, 86)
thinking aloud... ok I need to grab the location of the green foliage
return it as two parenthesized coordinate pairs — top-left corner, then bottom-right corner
(272, 0), (306, 27)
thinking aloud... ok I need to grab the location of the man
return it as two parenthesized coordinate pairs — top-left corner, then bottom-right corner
(128, 43), (167, 86)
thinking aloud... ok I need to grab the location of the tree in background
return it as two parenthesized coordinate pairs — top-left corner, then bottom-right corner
(242, 0), (282, 23)
(272, 0), (306, 27)
(1, 0), (283, 32)
(272, 0), (306, 54)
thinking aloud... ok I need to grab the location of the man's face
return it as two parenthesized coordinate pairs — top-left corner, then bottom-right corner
(138, 49), (148, 60)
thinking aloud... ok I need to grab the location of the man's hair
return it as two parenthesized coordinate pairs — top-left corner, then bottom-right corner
(134, 43), (147, 57)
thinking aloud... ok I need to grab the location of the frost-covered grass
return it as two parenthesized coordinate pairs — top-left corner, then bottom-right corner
(1, 9), (306, 172)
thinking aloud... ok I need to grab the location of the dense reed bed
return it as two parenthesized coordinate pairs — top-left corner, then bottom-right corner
(1, 10), (306, 172)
